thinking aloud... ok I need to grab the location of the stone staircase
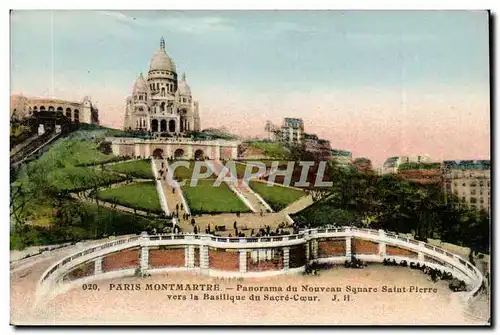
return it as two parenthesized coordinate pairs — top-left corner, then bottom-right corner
(152, 158), (195, 231)
(236, 180), (272, 213)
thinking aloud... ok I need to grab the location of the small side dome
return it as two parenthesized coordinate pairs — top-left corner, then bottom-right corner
(133, 73), (148, 93)
(177, 73), (191, 96)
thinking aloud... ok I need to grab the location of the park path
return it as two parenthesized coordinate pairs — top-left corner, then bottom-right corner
(208, 160), (271, 213)
(68, 192), (160, 218)
(188, 212), (292, 236)
(10, 235), (140, 325)
(149, 159), (291, 235)
(280, 194), (314, 215)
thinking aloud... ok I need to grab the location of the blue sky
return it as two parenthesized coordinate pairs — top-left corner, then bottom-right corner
(11, 10), (489, 92)
(10, 10), (490, 164)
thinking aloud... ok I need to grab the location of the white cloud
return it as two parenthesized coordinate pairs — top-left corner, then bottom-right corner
(96, 11), (233, 34)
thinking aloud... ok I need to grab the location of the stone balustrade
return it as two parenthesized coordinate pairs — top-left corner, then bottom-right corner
(36, 227), (484, 306)
(106, 137), (239, 147)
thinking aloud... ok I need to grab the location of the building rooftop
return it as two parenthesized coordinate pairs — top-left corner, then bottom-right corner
(398, 162), (442, 171)
(443, 160), (490, 170)
(331, 149), (352, 157)
(283, 118), (304, 128)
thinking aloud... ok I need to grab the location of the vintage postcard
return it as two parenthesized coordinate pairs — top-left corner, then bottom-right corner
(9, 10), (491, 325)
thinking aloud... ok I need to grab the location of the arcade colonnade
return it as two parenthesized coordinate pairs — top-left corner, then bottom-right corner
(31, 105), (80, 123)
(107, 137), (240, 160)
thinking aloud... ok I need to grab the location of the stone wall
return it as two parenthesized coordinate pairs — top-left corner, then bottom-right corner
(424, 255), (447, 266)
(318, 238), (346, 258)
(119, 144), (135, 157)
(289, 244), (306, 268)
(149, 247), (186, 268)
(387, 245), (418, 258)
(247, 248), (284, 272)
(352, 238), (378, 254)
(209, 248), (240, 271)
(103, 248), (140, 272)
(194, 247), (200, 267)
(220, 147), (233, 160)
(63, 261), (95, 281)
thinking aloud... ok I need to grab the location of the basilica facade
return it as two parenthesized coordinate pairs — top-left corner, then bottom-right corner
(124, 37), (201, 135)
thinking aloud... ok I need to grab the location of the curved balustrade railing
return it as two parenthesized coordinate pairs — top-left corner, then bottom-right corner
(106, 137), (239, 146)
(37, 227), (484, 303)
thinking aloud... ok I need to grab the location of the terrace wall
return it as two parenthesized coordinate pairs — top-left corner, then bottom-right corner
(318, 238), (346, 258)
(209, 248), (240, 271)
(149, 247), (185, 268)
(37, 228), (484, 306)
(102, 248), (140, 272)
(352, 238), (378, 254)
(387, 245), (418, 258)
(247, 248), (284, 271)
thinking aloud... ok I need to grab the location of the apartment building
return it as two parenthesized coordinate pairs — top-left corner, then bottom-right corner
(442, 160), (491, 213)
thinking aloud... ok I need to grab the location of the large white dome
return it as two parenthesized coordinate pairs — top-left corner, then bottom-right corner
(149, 48), (176, 73)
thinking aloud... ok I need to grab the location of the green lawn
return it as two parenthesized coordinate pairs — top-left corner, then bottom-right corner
(182, 179), (250, 214)
(235, 163), (262, 179)
(37, 137), (119, 168)
(97, 182), (163, 213)
(107, 159), (154, 179)
(249, 180), (306, 211)
(172, 161), (212, 181)
(247, 142), (288, 159)
(244, 160), (290, 168)
(47, 166), (125, 192)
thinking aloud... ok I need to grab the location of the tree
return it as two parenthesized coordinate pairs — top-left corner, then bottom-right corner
(98, 141), (113, 155)
(353, 157), (373, 173)
(67, 167), (110, 238)
(10, 163), (59, 227)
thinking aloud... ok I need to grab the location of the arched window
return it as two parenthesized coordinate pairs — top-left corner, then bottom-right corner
(56, 106), (63, 118)
(40, 106), (46, 112)
(160, 120), (167, 132)
(168, 120), (176, 132)
(74, 109), (79, 122)
(65, 108), (72, 119)
(151, 119), (159, 132)
(161, 87), (165, 96)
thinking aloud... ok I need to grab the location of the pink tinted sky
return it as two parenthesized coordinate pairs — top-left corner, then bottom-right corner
(16, 81), (488, 166)
(12, 81), (490, 167)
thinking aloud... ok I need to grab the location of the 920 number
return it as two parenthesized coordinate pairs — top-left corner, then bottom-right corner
(82, 284), (99, 290)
